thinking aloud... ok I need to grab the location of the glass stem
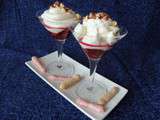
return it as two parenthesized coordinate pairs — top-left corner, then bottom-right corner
(57, 40), (65, 68)
(89, 58), (99, 85)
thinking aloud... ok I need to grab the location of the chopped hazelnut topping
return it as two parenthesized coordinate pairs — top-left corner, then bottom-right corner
(65, 8), (70, 12)
(89, 12), (96, 19)
(50, 1), (81, 19)
(60, 3), (64, 8)
(51, 1), (75, 13)
(84, 12), (111, 20)
(102, 16), (108, 20)
(85, 16), (89, 19)
(76, 14), (81, 19)
(96, 13), (100, 18)
(52, 4), (56, 7)
(52, 1), (60, 8)
(112, 21), (117, 26)
(54, 1), (60, 6)
(98, 12), (110, 20)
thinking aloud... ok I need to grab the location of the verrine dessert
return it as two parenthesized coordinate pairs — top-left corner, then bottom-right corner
(73, 12), (128, 102)
(74, 12), (121, 59)
(37, 1), (80, 76)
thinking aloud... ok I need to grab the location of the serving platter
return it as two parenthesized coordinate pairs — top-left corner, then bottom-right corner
(25, 51), (128, 120)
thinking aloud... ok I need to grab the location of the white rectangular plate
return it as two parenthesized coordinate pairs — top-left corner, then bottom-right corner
(25, 51), (128, 120)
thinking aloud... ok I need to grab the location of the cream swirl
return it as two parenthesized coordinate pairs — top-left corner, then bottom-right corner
(41, 2), (80, 33)
(73, 12), (120, 50)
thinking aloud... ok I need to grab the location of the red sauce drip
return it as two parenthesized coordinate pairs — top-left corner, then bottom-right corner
(50, 28), (70, 40)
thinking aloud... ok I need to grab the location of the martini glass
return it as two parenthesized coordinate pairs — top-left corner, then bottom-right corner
(36, 10), (78, 77)
(73, 26), (128, 102)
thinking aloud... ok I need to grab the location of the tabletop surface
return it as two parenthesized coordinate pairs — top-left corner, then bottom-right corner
(0, 0), (160, 120)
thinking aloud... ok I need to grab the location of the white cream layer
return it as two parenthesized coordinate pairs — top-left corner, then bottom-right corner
(74, 18), (120, 50)
(41, 7), (79, 33)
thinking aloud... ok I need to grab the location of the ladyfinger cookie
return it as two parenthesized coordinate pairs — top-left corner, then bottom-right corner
(46, 74), (71, 81)
(31, 56), (47, 73)
(59, 74), (81, 90)
(98, 86), (119, 105)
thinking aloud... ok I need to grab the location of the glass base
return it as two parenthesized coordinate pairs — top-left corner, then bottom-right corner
(75, 80), (107, 103)
(46, 60), (75, 77)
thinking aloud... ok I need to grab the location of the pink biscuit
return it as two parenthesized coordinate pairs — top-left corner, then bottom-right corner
(31, 56), (71, 81)
(76, 98), (105, 113)
(31, 56), (47, 73)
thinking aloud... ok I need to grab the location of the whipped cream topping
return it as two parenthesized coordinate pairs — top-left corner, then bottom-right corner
(73, 12), (120, 50)
(40, 1), (80, 33)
